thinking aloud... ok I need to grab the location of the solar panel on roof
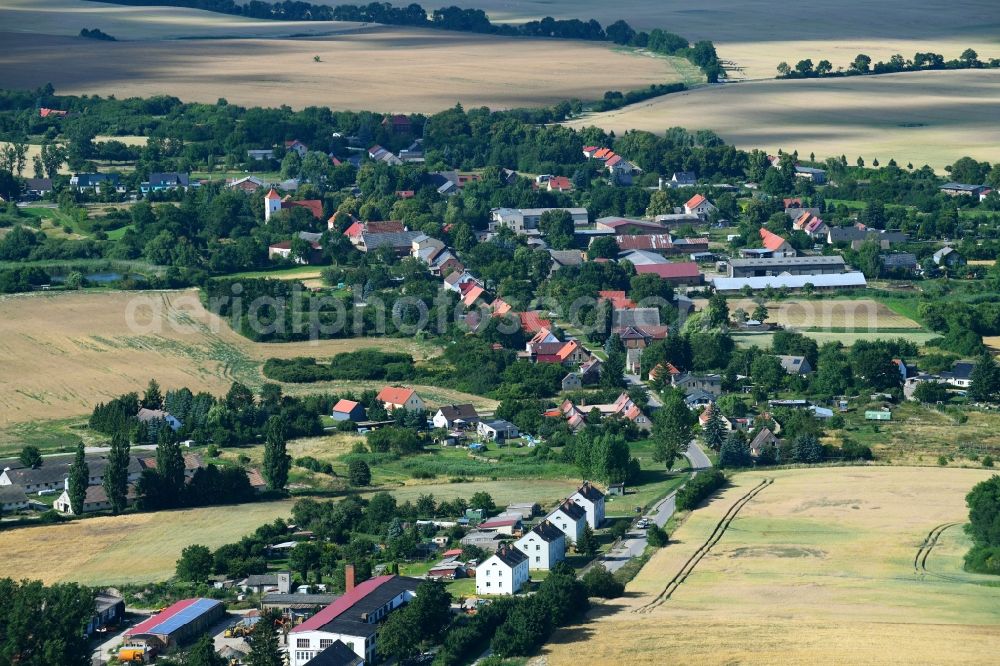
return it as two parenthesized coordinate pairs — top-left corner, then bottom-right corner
(142, 599), (221, 636)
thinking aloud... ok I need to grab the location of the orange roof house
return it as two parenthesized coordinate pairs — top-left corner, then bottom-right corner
(685, 194), (707, 210)
(598, 290), (636, 310)
(759, 227), (792, 252)
(376, 386), (424, 411)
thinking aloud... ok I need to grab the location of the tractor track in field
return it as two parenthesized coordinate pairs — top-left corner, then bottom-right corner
(913, 522), (971, 583)
(635, 477), (772, 614)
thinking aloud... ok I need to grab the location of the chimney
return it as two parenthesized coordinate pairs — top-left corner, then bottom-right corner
(345, 564), (355, 593)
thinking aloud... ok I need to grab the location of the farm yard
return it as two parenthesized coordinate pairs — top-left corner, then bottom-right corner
(565, 69), (1000, 171)
(541, 467), (1000, 665)
(0, 289), (459, 446)
(0, 478), (579, 586)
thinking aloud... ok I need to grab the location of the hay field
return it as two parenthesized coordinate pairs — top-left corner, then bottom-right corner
(413, 0), (998, 79)
(0, 23), (679, 113)
(542, 467), (1000, 665)
(0, 479), (575, 585)
(0, 289), (454, 431)
(566, 69), (1000, 170)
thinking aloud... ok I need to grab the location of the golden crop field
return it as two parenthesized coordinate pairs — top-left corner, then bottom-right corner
(0, 479), (577, 585)
(0, 0), (682, 113)
(566, 69), (1000, 170)
(694, 297), (923, 330)
(418, 0), (998, 79)
(0, 0), (353, 40)
(0, 289), (461, 433)
(542, 467), (1000, 665)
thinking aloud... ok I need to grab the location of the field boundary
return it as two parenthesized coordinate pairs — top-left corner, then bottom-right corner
(635, 477), (772, 613)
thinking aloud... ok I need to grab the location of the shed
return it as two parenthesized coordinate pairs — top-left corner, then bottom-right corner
(865, 410), (892, 421)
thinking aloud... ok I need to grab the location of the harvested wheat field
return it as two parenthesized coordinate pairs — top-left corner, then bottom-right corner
(693, 297), (922, 331)
(0, 27), (680, 113)
(541, 467), (1000, 665)
(0, 289), (454, 429)
(0, 479), (576, 585)
(0, 0), (354, 40)
(566, 69), (1000, 170)
(426, 0), (998, 79)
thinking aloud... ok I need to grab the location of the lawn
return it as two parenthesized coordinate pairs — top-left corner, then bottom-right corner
(542, 466), (1000, 664)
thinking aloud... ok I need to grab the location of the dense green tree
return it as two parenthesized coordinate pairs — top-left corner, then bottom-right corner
(968, 354), (1000, 403)
(538, 209), (575, 249)
(67, 443), (89, 516)
(176, 544), (213, 582)
(913, 381), (950, 404)
(718, 431), (752, 468)
(791, 434), (824, 464)
(102, 433), (130, 514)
(348, 459), (371, 486)
(142, 378), (163, 409)
(289, 542), (322, 582)
(0, 578), (94, 666)
(965, 475), (1000, 548)
(156, 427), (186, 502)
(751, 353), (785, 392)
(262, 416), (291, 491)
(701, 405), (726, 451)
(246, 609), (284, 666)
(582, 564), (624, 598)
(470, 491), (496, 514)
(18, 445), (42, 469)
(652, 390), (694, 468)
(576, 524), (598, 556)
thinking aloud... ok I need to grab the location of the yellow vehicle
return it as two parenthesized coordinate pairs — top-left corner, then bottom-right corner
(118, 648), (146, 663)
(224, 624), (247, 638)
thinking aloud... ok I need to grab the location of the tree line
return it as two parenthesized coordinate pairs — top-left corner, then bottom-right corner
(777, 49), (998, 79)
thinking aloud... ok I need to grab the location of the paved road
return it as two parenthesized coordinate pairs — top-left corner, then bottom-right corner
(625, 373), (663, 408)
(599, 441), (710, 573)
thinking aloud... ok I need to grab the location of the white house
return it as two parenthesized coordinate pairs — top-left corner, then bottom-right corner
(683, 194), (716, 219)
(476, 419), (519, 442)
(287, 574), (420, 665)
(476, 545), (529, 596)
(432, 404), (480, 429)
(547, 500), (587, 544)
(570, 481), (606, 528)
(513, 520), (566, 571)
(376, 386), (424, 412)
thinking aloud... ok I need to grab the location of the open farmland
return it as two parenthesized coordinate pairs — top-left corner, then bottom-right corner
(414, 0), (999, 79)
(541, 467), (1000, 665)
(0, 0), (355, 40)
(0, 479), (577, 585)
(0, 0), (683, 113)
(0, 290), (456, 436)
(566, 69), (1000, 170)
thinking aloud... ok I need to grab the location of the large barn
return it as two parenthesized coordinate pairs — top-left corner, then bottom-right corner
(123, 598), (225, 651)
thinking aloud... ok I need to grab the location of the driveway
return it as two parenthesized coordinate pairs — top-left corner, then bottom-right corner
(598, 441), (710, 573)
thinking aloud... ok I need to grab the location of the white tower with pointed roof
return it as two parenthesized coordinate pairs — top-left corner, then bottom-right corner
(264, 188), (281, 222)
